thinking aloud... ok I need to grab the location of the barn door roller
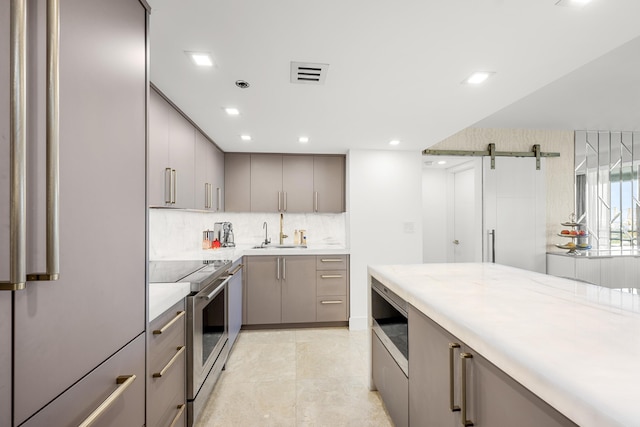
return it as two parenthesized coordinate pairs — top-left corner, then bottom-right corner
(422, 143), (559, 170)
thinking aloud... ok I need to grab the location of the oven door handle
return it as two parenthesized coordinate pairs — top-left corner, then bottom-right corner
(200, 275), (232, 300)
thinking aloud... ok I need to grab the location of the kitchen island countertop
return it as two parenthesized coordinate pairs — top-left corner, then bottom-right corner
(368, 262), (640, 427)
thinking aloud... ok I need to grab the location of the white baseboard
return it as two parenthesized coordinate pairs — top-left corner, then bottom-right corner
(348, 315), (369, 331)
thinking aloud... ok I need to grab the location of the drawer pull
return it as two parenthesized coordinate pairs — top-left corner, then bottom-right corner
(448, 343), (461, 412)
(78, 374), (136, 427)
(227, 263), (244, 276)
(153, 346), (186, 378)
(320, 300), (342, 304)
(153, 310), (185, 335)
(169, 404), (186, 427)
(460, 352), (474, 427)
(320, 274), (342, 279)
(320, 258), (343, 262)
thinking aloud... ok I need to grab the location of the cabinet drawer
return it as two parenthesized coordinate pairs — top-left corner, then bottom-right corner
(316, 270), (347, 296)
(21, 334), (145, 427)
(316, 255), (348, 270)
(149, 300), (186, 366)
(156, 402), (187, 427)
(148, 346), (186, 427)
(316, 296), (348, 322)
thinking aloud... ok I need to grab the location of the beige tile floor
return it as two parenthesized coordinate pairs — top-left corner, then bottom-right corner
(196, 327), (394, 427)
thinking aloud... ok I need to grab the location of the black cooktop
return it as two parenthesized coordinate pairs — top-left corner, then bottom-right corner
(149, 260), (231, 289)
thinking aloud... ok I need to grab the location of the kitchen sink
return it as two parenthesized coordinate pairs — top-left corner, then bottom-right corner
(251, 244), (307, 249)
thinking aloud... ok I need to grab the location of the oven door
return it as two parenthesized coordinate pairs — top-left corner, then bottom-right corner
(188, 275), (230, 399)
(371, 281), (408, 376)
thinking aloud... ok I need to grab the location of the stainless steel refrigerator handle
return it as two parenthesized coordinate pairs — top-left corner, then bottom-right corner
(28, 0), (60, 282)
(2, 0), (27, 291)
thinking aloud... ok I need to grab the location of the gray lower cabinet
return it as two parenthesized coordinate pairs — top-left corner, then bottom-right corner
(246, 255), (316, 324)
(227, 259), (244, 348)
(408, 306), (577, 427)
(372, 332), (409, 427)
(21, 334), (146, 427)
(0, 294), (10, 427)
(1, 0), (148, 425)
(148, 300), (187, 427)
(246, 255), (349, 325)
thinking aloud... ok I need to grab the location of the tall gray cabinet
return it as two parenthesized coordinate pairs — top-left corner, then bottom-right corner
(0, 0), (148, 425)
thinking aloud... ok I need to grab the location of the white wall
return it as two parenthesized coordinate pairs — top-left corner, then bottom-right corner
(347, 150), (423, 330)
(422, 168), (448, 262)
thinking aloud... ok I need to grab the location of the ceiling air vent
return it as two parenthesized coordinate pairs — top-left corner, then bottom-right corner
(290, 62), (329, 85)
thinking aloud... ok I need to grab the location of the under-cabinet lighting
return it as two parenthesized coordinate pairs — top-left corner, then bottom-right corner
(225, 107), (240, 116)
(389, 140), (400, 146)
(299, 136), (309, 143)
(240, 134), (252, 141)
(464, 71), (495, 85)
(186, 51), (214, 67)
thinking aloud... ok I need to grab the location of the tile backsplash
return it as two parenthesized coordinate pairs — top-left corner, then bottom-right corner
(149, 209), (347, 259)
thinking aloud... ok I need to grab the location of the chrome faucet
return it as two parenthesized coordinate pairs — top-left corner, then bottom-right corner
(279, 213), (288, 245)
(262, 221), (271, 246)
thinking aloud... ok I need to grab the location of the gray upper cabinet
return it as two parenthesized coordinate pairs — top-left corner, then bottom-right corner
(195, 131), (224, 211)
(251, 154), (283, 212)
(7, 0), (148, 424)
(283, 156), (314, 213)
(225, 153), (251, 212)
(149, 88), (198, 209)
(313, 156), (345, 213)
(225, 153), (345, 213)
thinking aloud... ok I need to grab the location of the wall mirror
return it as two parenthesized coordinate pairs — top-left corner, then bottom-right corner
(575, 130), (640, 251)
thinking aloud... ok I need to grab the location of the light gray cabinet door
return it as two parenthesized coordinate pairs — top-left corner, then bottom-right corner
(21, 334), (146, 427)
(372, 332), (409, 427)
(246, 256), (282, 324)
(211, 143), (225, 212)
(168, 107), (195, 209)
(0, 294), (10, 427)
(149, 89), (171, 206)
(282, 156), (314, 213)
(195, 132), (214, 210)
(251, 154), (283, 212)
(313, 156), (345, 212)
(13, 0), (147, 423)
(224, 153), (251, 212)
(281, 256), (316, 323)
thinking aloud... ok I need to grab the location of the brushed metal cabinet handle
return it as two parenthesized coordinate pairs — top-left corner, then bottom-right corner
(276, 257), (280, 280)
(164, 168), (172, 204)
(449, 343), (461, 412)
(314, 191), (318, 212)
(204, 183), (209, 209)
(152, 311), (185, 335)
(284, 192), (287, 212)
(216, 187), (221, 211)
(320, 259), (343, 263)
(460, 353), (474, 427)
(153, 346), (186, 378)
(169, 404), (186, 427)
(2, 0), (28, 290)
(320, 300), (342, 304)
(278, 191), (282, 212)
(227, 264), (244, 276)
(171, 169), (177, 204)
(282, 257), (286, 280)
(78, 375), (136, 427)
(320, 275), (342, 279)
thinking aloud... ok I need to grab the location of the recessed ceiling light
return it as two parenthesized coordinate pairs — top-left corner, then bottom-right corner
(299, 136), (309, 143)
(240, 134), (252, 141)
(186, 51), (213, 67)
(464, 71), (495, 85)
(389, 140), (400, 146)
(555, 0), (591, 7)
(224, 107), (240, 116)
(437, 160), (447, 165)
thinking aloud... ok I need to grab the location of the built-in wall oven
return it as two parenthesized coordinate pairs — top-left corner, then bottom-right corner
(371, 277), (408, 375)
(149, 259), (232, 426)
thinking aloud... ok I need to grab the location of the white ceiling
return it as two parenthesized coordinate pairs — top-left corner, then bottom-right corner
(148, 0), (640, 154)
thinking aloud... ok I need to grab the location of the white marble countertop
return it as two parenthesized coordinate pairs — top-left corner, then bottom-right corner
(368, 262), (640, 427)
(149, 282), (191, 322)
(149, 244), (349, 322)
